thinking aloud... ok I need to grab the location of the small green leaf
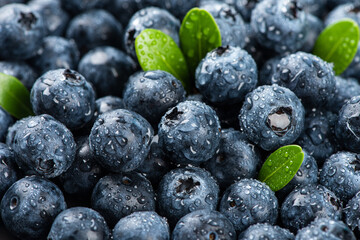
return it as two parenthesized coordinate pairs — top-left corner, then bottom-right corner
(313, 18), (359, 75)
(0, 72), (34, 119)
(180, 8), (222, 76)
(135, 29), (190, 91)
(258, 145), (304, 192)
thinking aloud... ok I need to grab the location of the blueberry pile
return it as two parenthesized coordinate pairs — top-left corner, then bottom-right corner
(2, 0), (360, 240)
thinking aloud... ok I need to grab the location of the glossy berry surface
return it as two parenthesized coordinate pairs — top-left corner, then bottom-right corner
(0, 143), (18, 198)
(238, 223), (294, 240)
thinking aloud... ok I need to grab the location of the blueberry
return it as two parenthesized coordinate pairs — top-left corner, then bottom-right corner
(259, 56), (282, 86)
(113, 211), (170, 240)
(200, 2), (247, 48)
(172, 209), (236, 240)
(30, 36), (80, 74)
(204, 128), (261, 190)
(335, 96), (360, 153)
(0, 143), (18, 199)
(195, 46), (257, 105)
(228, 0), (260, 22)
(28, 0), (69, 36)
(344, 191), (360, 232)
(219, 178), (278, 232)
(95, 96), (125, 116)
(106, 0), (139, 27)
(66, 9), (123, 55)
(299, 14), (323, 53)
(123, 70), (186, 127)
(281, 184), (342, 232)
(251, 0), (309, 54)
(0, 61), (38, 90)
(296, 109), (339, 165)
(59, 136), (105, 197)
(0, 3), (45, 60)
(0, 0), (24, 7)
(239, 85), (305, 151)
(78, 46), (137, 98)
(47, 207), (110, 240)
(325, 3), (360, 26)
(328, 76), (360, 113)
(124, 7), (180, 59)
(158, 101), (221, 165)
(320, 152), (360, 202)
(160, 0), (199, 19)
(342, 43), (360, 80)
(157, 166), (219, 226)
(91, 172), (156, 227)
(297, 0), (327, 17)
(61, 0), (111, 14)
(0, 107), (13, 143)
(238, 223), (294, 240)
(6, 114), (76, 178)
(1, 176), (66, 239)
(295, 218), (356, 240)
(89, 109), (153, 172)
(30, 68), (96, 130)
(271, 52), (336, 108)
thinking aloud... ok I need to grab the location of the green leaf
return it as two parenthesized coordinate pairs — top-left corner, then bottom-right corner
(258, 145), (304, 192)
(313, 18), (359, 75)
(180, 8), (222, 76)
(0, 72), (34, 119)
(135, 29), (190, 91)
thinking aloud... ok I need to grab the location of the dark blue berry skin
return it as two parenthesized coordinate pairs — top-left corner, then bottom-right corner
(343, 43), (360, 80)
(296, 109), (339, 166)
(172, 209), (236, 240)
(106, 0), (139, 27)
(0, 107), (13, 143)
(271, 52), (336, 108)
(30, 36), (80, 74)
(259, 56), (282, 86)
(299, 14), (323, 53)
(160, 0), (199, 19)
(61, 0), (110, 14)
(280, 184), (343, 232)
(335, 96), (360, 153)
(201, 2), (246, 48)
(344, 191), (360, 232)
(1, 176), (66, 240)
(157, 167), (219, 226)
(277, 150), (318, 200)
(0, 3), (45, 60)
(320, 152), (360, 202)
(325, 3), (360, 26)
(30, 68), (96, 130)
(328, 76), (360, 113)
(137, 135), (173, 187)
(124, 7), (180, 59)
(113, 211), (170, 240)
(238, 223), (294, 240)
(48, 207), (110, 240)
(0, 0), (24, 7)
(0, 143), (18, 199)
(158, 101), (221, 165)
(89, 109), (153, 172)
(297, 0), (327, 17)
(0, 61), (38, 90)
(239, 85), (305, 151)
(295, 218), (356, 240)
(91, 172), (156, 227)
(78, 46), (137, 98)
(219, 178), (278, 232)
(95, 96), (125, 116)
(228, 0), (259, 22)
(66, 10), (123, 55)
(123, 70), (186, 127)
(195, 46), (257, 105)
(251, 0), (309, 54)
(59, 136), (105, 197)
(28, 0), (69, 36)
(204, 128), (261, 190)
(6, 114), (76, 178)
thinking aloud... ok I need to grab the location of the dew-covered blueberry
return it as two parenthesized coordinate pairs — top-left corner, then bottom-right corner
(1, 176), (66, 240)
(158, 101), (221, 165)
(61, 0), (111, 14)
(0, 61), (38, 90)
(219, 178), (278, 232)
(239, 85), (305, 151)
(89, 109), (153, 172)
(195, 46), (257, 105)
(344, 191), (360, 232)
(30, 68), (96, 130)
(91, 172), (156, 227)
(157, 167), (219, 226)
(0, 143), (17, 199)
(238, 223), (294, 240)
(329, 76), (360, 113)
(0, 107), (13, 143)
(113, 211), (170, 240)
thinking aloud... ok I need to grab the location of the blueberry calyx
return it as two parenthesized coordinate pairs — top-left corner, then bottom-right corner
(165, 107), (183, 120)
(350, 156), (360, 171)
(176, 177), (200, 195)
(223, 9), (236, 22)
(62, 69), (81, 83)
(10, 196), (18, 210)
(288, 0), (301, 19)
(36, 158), (55, 174)
(267, 107), (293, 136)
(18, 11), (37, 31)
(127, 29), (136, 46)
(216, 46), (230, 56)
